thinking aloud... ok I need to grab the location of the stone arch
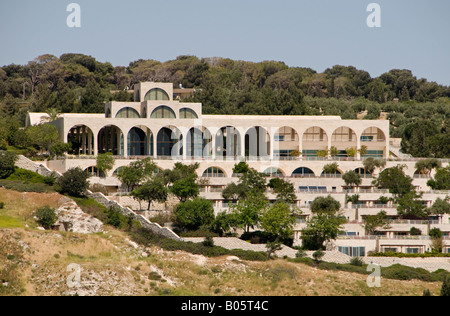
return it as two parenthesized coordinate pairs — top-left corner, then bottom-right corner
(215, 126), (241, 160)
(274, 126), (300, 159)
(144, 88), (170, 101)
(97, 125), (124, 156)
(67, 125), (94, 155)
(245, 126), (270, 158)
(156, 126), (183, 158)
(302, 126), (328, 158)
(127, 126), (153, 156)
(291, 167), (316, 178)
(186, 127), (212, 158)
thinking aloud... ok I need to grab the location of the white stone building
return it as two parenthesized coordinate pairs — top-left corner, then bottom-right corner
(26, 82), (450, 256)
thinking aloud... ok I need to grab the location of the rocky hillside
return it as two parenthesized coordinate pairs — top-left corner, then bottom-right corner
(0, 188), (445, 296)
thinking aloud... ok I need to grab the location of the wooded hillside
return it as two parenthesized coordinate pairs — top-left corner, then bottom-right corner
(1, 54), (449, 157)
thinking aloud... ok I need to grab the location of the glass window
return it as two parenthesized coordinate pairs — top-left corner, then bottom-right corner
(338, 246), (365, 257)
(115, 107), (141, 119)
(406, 248), (420, 254)
(263, 167), (284, 177)
(180, 108), (198, 119)
(144, 88), (170, 101)
(203, 167), (225, 178)
(332, 127), (356, 142)
(151, 106), (176, 119)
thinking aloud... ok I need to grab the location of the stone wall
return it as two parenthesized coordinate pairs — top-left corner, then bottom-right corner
(15, 155), (62, 178)
(88, 191), (182, 241)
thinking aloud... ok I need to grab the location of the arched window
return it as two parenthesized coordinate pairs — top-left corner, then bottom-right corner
(144, 88), (170, 101)
(151, 106), (176, 119)
(203, 167), (225, 178)
(263, 167), (284, 177)
(180, 108), (198, 119)
(292, 167), (315, 178)
(115, 107), (141, 119)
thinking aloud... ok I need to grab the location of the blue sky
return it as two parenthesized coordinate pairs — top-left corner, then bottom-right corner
(1, 0), (449, 85)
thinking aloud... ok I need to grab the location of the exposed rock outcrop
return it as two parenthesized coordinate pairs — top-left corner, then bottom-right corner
(55, 200), (103, 234)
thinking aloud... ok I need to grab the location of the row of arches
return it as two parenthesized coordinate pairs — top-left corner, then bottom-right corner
(68, 124), (386, 159)
(85, 165), (371, 179)
(111, 106), (199, 120)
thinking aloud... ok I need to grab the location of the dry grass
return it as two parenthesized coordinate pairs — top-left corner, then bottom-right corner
(0, 188), (444, 296)
(0, 188), (62, 227)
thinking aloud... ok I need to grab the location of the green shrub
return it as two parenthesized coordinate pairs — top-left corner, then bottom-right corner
(129, 227), (267, 262)
(0, 151), (17, 179)
(441, 275), (450, 296)
(350, 257), (364, 266)
(35, 206), (58, 230)
(56, 167), (91, 197)
(202, 236), (215, 247)
(0, 202), (4, 209)
(0, 180), (55, 193)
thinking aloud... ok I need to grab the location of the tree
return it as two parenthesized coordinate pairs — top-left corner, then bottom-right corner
(267, 178), (296, 204)
(25, 124), (60, 154)
(427, 166), (450, 190)
(232, 161), (250, 174)
(329, 146), (339, 158)
(310, 196), (341, 215)
(430, 198), (450, 221)
(131, 177), (168, 211)
(49, 142), (71, 157)
(173, 198), (215, 231)
(342, 170), (362, 187)
(0, 151), (17, 179)
(231, 192), (268, 233)
(96, 153), (115, 178)
(211, 211), (239, 237)
(117, 158), (156, 191)
(363, 211), (391, 235)
(222, 182), (246, 203)
(56, 167), (91, 197)
(35, 206), (57, 230)
(260, 202), (297, 240)
(170, 174), (199, 202)
(302, 214), (347, 250)
(415, 158), (442, 176)
(345, 147), (357, 158)
(397, 192), (429, 219)
(373, 166), (414, 198)
(322, 163), (339, 176)
(363, 157), (386, 174)
(302, 196), (346, 250)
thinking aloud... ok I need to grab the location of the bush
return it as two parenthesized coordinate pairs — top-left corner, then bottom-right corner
(313, 250), (325, 262)
(350, 257), (364, 267)
(56, 167), (91, 197)
(0, 202), (4, 209)
(173, 198), (215, 231)
(129, 227), (267, 262)
(441, 275), (450, 296)
(0, 180), (55, 193)
(410, 227), (422, 236)
(35, 206), (58, 230)
(202, 236), (215, 247)
(0, 151), (17, 179)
